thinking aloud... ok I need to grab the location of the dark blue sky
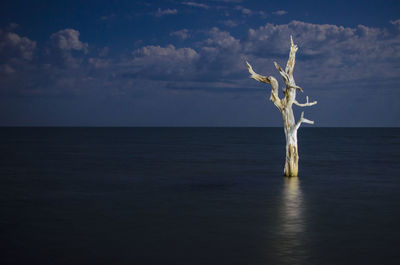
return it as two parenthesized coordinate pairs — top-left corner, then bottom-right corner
(1, 0), (399, 126)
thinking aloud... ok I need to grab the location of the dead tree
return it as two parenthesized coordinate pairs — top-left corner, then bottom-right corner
(246, 36), (317, 177)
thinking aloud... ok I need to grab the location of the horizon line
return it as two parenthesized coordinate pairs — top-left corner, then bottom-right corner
(1, 126), (399, 128)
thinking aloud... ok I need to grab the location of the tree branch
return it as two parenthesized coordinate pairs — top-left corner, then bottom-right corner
(274, 60), (303, 92)
(246, 61), (282, 110)
(274, 61), (289, 84)
(294, 96), (317, 107)
(285, 35), (298, 76)
(294, 111), (314, 131)
(246, 61), (269, 84)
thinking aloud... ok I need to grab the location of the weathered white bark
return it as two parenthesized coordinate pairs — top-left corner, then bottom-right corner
(246, 36), (317, 177)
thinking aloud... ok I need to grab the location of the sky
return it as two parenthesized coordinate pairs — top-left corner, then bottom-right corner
(0, 0), (399, 127)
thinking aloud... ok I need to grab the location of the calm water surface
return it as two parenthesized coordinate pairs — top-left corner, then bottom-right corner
(0, 128), (399, 264)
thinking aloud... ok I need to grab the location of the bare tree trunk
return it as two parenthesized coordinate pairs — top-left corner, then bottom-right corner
(246, 36), (317, 177)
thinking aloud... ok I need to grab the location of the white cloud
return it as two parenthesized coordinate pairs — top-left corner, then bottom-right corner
(119, 28), (243, 85)
(182, 2), (209, 9)
(390, 19), (400, 30)
(50, 29), (88, 53)
(170, 29), (190, 40)
(235, 5), (252, 15)
(273, 10), (288, 16)
(197, 27), (243, 79)
(221, 19), (239, 27)
(133, 45), (198, 59)
(244, 21), (400, 85)
(89, 58), (109, 68)
(204, 27), (241, 51)
(210, 0), (242, 2)
(155, 8), (178, 17)
(49, 29), (89, 68)
(258, 11), (267, 19)
(121, 21), (400, 92)
(128, 45), (199, 80)
(2, 20), (400, 126)
(0, 28), (36, 76)
(2, 20), (400, 100)
(0, 29), (36, 61)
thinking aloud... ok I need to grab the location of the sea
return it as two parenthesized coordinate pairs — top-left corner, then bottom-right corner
(1, 127), (399, 265)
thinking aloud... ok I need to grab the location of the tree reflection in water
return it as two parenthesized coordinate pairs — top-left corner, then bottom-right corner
(274, 177), (307, 264)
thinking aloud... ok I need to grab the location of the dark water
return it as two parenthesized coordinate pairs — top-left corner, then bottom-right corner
(1, 127), (400, 265)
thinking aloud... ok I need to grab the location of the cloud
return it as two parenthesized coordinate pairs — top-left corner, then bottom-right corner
(0, 28), (36, 76)
(132, 44), (198, 59)
(204, 27), (241, 51)
(391, 19), (400, 30)
(127, 45), (200, 80)
(244, 20), (400, 85)
(2, 20), (400, 126)
(47, 29), (89, 69)
(273, 10), (288, 16)
(0, 29), (36, 61)
(2, 21), (400, 100)
(182, 2), (209, 9)
(210, 0), (242, 3)
(154, 8), (178, 17)
(170, 29), (190, 40)
(235, 5), (252, 15)
(258, 11), (267, 19)
(120, 28), (243, 88)
(221, 19), (239, 27)
(88, 58), (109, 68)
(119, 21), (400, 94)
(197, 27), (243, 79)
(50, 29), (88, 53)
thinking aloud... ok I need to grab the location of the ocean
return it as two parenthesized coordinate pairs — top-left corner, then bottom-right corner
(1, 127), (399, 264)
